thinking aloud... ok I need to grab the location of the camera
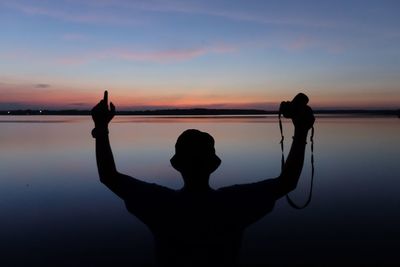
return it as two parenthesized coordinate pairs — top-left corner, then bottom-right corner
(279, 93), (309, 118)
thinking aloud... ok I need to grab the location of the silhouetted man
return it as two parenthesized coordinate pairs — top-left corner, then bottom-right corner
(91, 91), (315, 266)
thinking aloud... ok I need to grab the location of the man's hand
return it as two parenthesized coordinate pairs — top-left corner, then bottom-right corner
(292, 105), (315, 132)
(91, 91), (115, 128)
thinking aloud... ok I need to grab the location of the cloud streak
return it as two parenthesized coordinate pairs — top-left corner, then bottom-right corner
(6, 0), (339, 29)
(266, 34), (346, 54)
(75, 0), (338, 28)
(35, 83), (51, 88)
(5, 1), (141, 26)
(58, 44), (237, 65)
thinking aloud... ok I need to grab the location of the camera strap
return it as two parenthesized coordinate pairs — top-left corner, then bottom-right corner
(279, 112), (315, 209)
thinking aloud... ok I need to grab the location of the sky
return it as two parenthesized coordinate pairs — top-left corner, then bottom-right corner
(0, 0), (399, 110)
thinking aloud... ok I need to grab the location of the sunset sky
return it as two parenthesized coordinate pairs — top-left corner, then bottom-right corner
(0, 0), (399, 110)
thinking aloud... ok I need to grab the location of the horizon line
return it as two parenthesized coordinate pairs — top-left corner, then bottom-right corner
(0, 107), (398, 115)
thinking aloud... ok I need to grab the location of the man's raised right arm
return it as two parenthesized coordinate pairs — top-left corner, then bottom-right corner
(91, 91), (159, 200)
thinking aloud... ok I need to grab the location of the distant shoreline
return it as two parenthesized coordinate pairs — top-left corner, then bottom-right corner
(0, 108), (399, 117)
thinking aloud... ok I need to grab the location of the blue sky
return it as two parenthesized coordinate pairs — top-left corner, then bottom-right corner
(0, 0), (399, 109)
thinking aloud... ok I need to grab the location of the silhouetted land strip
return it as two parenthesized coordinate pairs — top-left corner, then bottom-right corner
(0, 108), (399, 117)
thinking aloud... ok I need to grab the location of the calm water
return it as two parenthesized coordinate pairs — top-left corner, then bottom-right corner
(0, 115), (399, 266)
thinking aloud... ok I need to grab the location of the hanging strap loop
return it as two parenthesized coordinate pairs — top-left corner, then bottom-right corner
(279, 111), (315, 209)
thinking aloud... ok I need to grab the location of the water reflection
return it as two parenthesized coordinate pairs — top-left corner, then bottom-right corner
(0, 116), (399, 265)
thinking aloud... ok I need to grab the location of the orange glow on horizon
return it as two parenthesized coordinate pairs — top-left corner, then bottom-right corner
(0, 83), (398, 110)
(1, 93), (398, 110)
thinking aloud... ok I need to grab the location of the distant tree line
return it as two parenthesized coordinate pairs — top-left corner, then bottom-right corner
(0, 108), (399, 116)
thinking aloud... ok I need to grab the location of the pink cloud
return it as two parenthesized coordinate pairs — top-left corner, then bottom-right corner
(113, 45), (235, 62)
(57, 44), (237, 65)
(283, 35), (346, 54)
(286, 36), (316, 51)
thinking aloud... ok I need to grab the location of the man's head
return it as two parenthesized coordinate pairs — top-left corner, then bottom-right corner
(170, 129), (221, 177)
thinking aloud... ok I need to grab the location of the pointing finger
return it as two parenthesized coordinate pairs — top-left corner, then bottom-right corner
(103, 90), (108, 104)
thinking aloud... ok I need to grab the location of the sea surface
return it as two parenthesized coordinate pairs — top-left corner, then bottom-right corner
(0, 115), (399, 266)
